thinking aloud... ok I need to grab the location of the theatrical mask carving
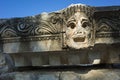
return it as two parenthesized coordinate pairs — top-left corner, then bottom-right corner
(65, 11), (92, 49)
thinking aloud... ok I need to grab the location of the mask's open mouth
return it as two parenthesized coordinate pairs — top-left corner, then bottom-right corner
(73, 37), (85, 42)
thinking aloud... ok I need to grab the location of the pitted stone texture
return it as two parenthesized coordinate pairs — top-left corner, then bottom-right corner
(0, 53), (8, 73)
(0, 53), (5, 66)
(0, 71), (60, 80)
(81, 69), (120, 80)
(0, 69), (120, 80)
(60, 72), (80, 80)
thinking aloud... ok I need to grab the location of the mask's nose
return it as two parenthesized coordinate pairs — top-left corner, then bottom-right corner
(76, 23), (85, 35)
(77, 31), (85, 35)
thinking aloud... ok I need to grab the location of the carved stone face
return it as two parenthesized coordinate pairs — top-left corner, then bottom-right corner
(65, 12), (91, 49)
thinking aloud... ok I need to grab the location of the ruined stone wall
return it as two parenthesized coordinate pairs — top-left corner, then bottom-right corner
(0, 4), (120, 80)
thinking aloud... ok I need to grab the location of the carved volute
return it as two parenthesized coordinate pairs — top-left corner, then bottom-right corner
(0, 4), (120, 53)
(0, 4), (120, 72)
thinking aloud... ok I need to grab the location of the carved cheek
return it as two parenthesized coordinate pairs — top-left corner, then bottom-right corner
(85, 29), (90, 35)
(66, 28), (76, 38)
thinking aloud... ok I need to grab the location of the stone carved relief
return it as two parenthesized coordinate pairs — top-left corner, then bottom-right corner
(95, 11), (120, 44)
(61, 4), (94, 49)
(0, 4), (120, 71)
(0, 4), (120, 50)
(65, 12), (92, 49)
(0, 18), (36, 37)
(96, 18), (120, 37)
(37, 13), (63, 35)
(0, 13), (63, 46)
(0, 13), (63, 38)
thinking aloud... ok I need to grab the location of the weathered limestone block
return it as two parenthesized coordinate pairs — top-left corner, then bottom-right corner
(0, 53), (7, 72)
(60, 72), (80, 80)
(0, 4), (95, 53)
(0, 72), (60, 80)
(81, 69), (120, 80)
(0, 53), (5, 67)
(0, 69), (120, 80)
(49, 55), (61, 65)
(3, 39), (62, 53)
(0, 4), (120, 51)
(0, 4), (120, 78)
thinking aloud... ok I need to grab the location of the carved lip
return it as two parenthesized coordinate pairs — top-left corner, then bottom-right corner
(73, 37), (85, 42)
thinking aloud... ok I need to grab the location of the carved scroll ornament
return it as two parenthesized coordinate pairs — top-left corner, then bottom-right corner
(0, 4), (120, 49)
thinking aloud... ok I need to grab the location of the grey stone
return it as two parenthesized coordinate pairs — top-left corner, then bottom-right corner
(1, 69), (120, 80)
(81, 69), (120, 80)
(60, 72), (80, 80)
(0, 72), (60, 80)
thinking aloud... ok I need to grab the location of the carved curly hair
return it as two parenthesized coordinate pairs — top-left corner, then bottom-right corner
(61, 4), (95, 21)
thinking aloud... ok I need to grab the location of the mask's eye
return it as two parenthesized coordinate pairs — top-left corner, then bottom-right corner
(82, 22), (90, 28)
(67, 23), (76, 29)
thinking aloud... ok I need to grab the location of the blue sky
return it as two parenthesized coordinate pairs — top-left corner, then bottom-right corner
(0, 0), (120, 18)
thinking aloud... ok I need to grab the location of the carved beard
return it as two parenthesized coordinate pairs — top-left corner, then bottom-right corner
(65, 12), (91, 49)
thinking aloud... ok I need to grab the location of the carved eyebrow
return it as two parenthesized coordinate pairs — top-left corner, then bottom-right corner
(81, 19), (89, 23)
(67, 19), (76, 24)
